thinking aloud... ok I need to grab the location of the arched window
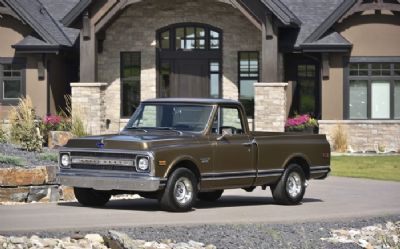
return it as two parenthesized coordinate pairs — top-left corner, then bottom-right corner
(158, 24), (221, 51)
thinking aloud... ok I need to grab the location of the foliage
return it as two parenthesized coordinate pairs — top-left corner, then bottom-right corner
(331, 156), (400, 182)
(285, 114), (318, 132)
(9, 97), (43, 152)
(40, 114), (73, 144)
(0, 153), (27, 167)
(38, 152), (58, 163)
(332, 124), (348, 152)
(0, 123), (7, 144)
(63, 95), (88, 137)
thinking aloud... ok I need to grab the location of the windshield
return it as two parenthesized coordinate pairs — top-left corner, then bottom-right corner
(125, 103), (214, 132)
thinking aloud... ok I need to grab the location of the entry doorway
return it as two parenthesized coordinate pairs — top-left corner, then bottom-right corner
(157, 23), (222, 99)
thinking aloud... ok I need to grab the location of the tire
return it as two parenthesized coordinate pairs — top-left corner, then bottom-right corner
(198, 190), (224, 202)
(271, 164), (306, 205)
(74, 187), (111, 207)
(159, 168), (198, 212)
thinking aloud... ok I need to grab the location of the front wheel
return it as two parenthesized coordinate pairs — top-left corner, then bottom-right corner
(159, 168), (198, 212)
(271, 164), (306, 205)
(74, 187), (111, 207)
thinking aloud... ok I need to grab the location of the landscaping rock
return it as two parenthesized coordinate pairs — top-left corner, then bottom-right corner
(0, 167), (47, 187)
(27, 186), (48, 202)
(60, 186), (75, 201)
(45, 166), (59, 184)
(0, 187), (29, 202)
(48, 131), (73, 149)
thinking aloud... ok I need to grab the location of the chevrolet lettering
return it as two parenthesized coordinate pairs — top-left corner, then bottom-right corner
(57, 99), (331, 212)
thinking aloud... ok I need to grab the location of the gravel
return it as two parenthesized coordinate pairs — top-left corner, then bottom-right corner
(0, 143), (57, 168)
(2, 215), (399, 249)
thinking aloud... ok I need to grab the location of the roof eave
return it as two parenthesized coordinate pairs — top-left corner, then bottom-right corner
(61, 0), (91, 26)
(300, 44), (353, 53)
(12, 44), (72, 53)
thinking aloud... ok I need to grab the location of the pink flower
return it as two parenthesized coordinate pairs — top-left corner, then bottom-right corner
(285, 114), (311, 127)
(43, 115), (62, 125)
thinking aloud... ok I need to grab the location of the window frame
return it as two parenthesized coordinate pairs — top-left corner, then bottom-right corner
(344, 57), (400, 120)
(238, 51), (260, 118)
(0, 57), (26, 105)
(120, 52), (141, 118)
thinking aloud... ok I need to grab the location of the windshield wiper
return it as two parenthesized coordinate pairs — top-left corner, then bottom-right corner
(125, 127), (148, 133)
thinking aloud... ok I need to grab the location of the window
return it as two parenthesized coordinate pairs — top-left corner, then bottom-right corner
(210, 61), (221, 98)
(296, 64), (318, 115)
(239, 52), (259, 118)
(347, 61), (400, 119)
(158, 24), (221, 51)
(159, 61), (171, 98)
(212, 106), (244, 134)
(120, 52), (141, 117)
(0, 62), (25, 103)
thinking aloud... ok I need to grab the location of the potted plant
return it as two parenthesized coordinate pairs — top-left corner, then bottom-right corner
(41, 115), (73, 148)
(285, 114), (318, 134)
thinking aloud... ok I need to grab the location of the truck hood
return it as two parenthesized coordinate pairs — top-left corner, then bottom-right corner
(64, 131), (200, 151)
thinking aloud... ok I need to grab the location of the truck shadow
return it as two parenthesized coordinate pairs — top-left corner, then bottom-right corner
(58, 196), (322, 211)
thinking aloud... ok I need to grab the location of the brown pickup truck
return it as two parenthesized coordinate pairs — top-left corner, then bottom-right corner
(58, 98), (330, 212)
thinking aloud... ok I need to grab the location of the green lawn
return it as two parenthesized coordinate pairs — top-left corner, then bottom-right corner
(331, 156), (400, 182)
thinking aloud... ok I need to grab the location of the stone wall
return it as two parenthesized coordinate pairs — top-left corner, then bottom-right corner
(97, 0), (261, 133)
(319, 120), (400, 152)
(254, 83), (288, 132)
(71, 83), (107, 135)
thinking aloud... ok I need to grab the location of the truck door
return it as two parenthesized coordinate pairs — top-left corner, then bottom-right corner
(208, 106), (255, 189)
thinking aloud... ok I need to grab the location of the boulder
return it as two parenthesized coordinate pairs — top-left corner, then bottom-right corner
(0, 167), (47, 187)
(48, 131), (73, 149)
(0, 187), (29, 202)
(27, 186), (48, 202)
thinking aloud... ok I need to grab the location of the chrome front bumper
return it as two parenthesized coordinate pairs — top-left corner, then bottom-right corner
(57, 169), (165, 192)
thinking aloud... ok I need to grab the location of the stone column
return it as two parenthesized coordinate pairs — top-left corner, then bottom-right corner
(254, 82), (288, 132)
(70, 83), (107, 135)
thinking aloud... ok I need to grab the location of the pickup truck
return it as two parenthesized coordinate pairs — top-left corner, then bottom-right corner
(58, 98), (331, 212)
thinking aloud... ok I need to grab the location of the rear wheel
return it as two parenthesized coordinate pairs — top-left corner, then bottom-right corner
(74, 187), (111, 207)
(271, 164), (306, 205)
(198, 190), (224, 202)
(159, 168), (198, 212)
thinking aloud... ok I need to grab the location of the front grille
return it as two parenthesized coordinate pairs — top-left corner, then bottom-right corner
(71, 164), (136, 171)
(69, 151), (137, 172)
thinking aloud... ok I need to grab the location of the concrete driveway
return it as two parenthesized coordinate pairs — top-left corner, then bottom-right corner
(0, 176), (399, 233)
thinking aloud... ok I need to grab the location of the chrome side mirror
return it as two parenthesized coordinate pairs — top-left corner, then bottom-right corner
(217, 128), (232, 141)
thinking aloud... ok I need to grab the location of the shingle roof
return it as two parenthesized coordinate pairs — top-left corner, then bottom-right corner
(279, 0), (355, 48)
(4, 0), (80, 50)
(260, 0), (301, 26)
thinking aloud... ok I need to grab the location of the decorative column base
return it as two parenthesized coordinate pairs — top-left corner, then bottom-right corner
(70, 83), (107, 135)
(254, 82), (288, 132)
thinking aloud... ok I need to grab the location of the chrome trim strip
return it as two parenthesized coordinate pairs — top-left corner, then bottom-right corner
(310, 166), (331, 171)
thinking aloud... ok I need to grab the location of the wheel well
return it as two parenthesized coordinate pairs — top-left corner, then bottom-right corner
(168, 160), (201, 181)
(286, 157), (310, 179)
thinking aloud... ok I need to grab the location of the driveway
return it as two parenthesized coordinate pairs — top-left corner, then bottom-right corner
(0, 176), (399, 233)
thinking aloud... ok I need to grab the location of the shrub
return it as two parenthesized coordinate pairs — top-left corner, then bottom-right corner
(63, 95), (88, 137)
(41, 114), (72, 145)
(0, 123), (7, 144)
(285, 114), (318, 132)
(0, 153), (27, 167)
(9, 97), (43, 152)
(332, 124), (348, 152)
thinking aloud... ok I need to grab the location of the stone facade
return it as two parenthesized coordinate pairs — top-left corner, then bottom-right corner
(70, 83), (107, 135)
(97, 0), (261, 133)
(319, 120), (400, 152)
(254, 83), (288, 132)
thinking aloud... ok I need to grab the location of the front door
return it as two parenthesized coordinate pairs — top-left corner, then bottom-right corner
(171, 59), (209, 97)
(157, 23), (222, 99)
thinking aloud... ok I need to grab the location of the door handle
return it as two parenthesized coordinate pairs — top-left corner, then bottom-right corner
(242, 142), (253, 147)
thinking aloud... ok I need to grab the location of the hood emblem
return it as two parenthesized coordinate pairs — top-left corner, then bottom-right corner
(96, 139), (105, 149)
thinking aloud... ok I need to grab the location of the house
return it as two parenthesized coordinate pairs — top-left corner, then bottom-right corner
(0, 0), (80, 119)
(1, 0), (400, 151)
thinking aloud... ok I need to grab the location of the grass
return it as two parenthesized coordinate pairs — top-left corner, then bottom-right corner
(0, 154), (27, 167)
(38, 152), (58, 162)
(331, 156), (400, 182)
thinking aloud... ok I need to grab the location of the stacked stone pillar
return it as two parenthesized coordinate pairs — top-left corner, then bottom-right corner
(70, 83), (107, 135)
(254, 83), (288, 132)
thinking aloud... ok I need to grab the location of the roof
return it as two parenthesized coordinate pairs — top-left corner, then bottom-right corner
(3, 0), (81, 52)
(280, 0), (356, 49)
(260, 0), (301, 26)
(143, 98), (240, 105)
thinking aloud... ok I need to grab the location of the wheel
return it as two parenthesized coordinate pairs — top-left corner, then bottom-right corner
(271, 164), (306, 205)
(159, 168), (198, 212)
(74, 187), (111, 207)
(198, 190), (224, 202)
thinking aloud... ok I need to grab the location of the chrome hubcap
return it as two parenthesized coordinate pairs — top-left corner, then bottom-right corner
(286, 172), (302, 198)
(174, 177), (193, 205)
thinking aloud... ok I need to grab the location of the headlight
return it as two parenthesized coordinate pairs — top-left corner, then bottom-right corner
(137, 157), (149, 171)
(60, 154), (70, 167)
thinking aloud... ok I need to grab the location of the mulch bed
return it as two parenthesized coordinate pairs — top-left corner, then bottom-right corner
(0, 143), (57, 168)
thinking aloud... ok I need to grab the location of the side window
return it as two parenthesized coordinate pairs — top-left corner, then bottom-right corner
(220, 107), (244, 134)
